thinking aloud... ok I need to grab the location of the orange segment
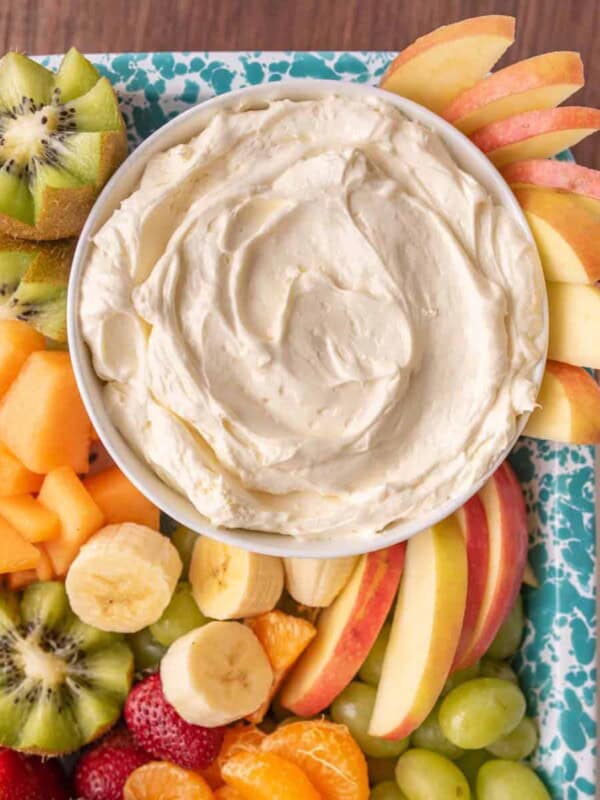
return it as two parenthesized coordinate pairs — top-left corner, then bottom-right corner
(203, 723), (266, 788)
(214, 788), (246, 800)
(262, 720), (369, 800)
(245, 611), (316, 723)
(222, 751), (321, 800)
(124, 761), (214, 800)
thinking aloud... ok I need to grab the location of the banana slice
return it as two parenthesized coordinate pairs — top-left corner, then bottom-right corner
(65, 523), (182, 633)
(190, 538), (283, 620)
(160, 620), (273, 726)
(284, 556), (359, 607)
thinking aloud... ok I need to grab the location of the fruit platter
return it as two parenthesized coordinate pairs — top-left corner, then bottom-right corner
(0, 15), (598, 800)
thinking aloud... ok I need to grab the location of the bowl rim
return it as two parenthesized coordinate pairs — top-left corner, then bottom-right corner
(68, 77), (548, 558)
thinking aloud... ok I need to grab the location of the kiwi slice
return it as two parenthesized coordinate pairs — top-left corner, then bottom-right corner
(0, 581), (133, 755)
(0, 48), (127, 240)
(0, 234), (74, 341)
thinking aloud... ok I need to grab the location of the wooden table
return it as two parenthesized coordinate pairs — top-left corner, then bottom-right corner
(2, 0), (598, 166)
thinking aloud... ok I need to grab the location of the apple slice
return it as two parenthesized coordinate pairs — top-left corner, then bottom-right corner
(444, 51), (584, 135)
(279, 543), (406, 717)
(453, 462), (528, 672)
(368, 517), (467, 740)
(452, 495), (490, 670)
(513, 187), (600, 283)
(547, 283), (600, 368)
(524, 360), (600, 444)
(501, 159), (600, 216)
(380, 16), (515, 113)
(471, 107), (600, 166)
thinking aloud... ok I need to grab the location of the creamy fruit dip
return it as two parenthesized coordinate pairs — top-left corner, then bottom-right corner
(80, 95), (545, 539)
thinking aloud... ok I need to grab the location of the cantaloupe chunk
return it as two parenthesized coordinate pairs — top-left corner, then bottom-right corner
(83, 466), (160, 528)
(35, 545), (54, 581)
(0, 441), (43, 496)
(0, 320), (45, 397)
(0, 350), (91, 475)
(0, 494), (60, 543)
(39, 466), (105, 576)
(7, 545), (55, 590)
(0, 516), (40, 573)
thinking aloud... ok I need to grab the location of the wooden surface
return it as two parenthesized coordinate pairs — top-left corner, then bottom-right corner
(1, 0), (598, 166)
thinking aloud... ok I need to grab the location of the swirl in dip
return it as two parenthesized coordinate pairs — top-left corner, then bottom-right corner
(80, 95), (545, 539)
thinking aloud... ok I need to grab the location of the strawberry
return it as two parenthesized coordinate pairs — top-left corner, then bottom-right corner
(0, 749), (68, 800)
(73, 728), (151, 800)
(125, 672), (226, 770)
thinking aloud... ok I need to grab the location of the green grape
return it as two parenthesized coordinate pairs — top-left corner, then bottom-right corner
(170, 526), (199, 577)
(149, 582), (208, 647)
(367, 757), (398, 785)
(359, 623), (391, 686)
(441, 661), (480, 696)
(455, 750), (491, 789)
(476, 759), (551, 800)
(438, 678), (526, 749)
(331, 682), (409, 758)
(487, 596), (524, 660)
(411, 707), (464, 760)
(486, 716), (538, 760)
(395, 748), (471, 800)
(479, 658), (518, 683)
(370, 781), (407, 800)
(128, 627), (166, 671)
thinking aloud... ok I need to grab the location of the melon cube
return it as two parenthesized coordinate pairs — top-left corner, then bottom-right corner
(39, 466), (105, 576)
(0, 494), (60, 543)
(84, 466), (159, 528)
(0, 320), (45, 397)
(7, 544), (55, 590)
(0, 350), (91, 474)
(0, 442), (43, 496)
(0, 516), (40, 573)
(35, 546), (55, 581)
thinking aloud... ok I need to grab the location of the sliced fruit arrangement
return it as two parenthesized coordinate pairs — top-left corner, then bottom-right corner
(0, 455), (547, 799)
(0, 581), (133, 754)
(443, 51), (585, 134)
(381, 14), (600, 446)
(280, 544), (406, 717)
(379, 16), (516, 113)
(0, 324), (162, 587)
(0, 48), (127, 240)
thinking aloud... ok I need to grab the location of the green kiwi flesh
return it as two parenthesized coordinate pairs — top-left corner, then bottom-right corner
(0, 236), (74, 341)
(0, 48), (126, 233)
(53, 47), (100, 104)
(0, 582), (133, 755)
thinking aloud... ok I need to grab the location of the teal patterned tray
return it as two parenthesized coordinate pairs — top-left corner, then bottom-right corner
(46, 51), (596, 798)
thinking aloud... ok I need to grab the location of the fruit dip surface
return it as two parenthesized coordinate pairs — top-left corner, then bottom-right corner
(80, 94), (545, 539)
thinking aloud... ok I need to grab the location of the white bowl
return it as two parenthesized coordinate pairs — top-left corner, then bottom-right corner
(68, 78), (547, 559)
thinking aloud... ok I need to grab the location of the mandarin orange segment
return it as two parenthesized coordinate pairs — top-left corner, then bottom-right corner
(245, 611), (316, 722)
(124, 761), (214, 800)
(262, 720), (369, 800)
(222, 751), (321, 800)
(202, 723), (266, 789)
(214, 787), (246, 800)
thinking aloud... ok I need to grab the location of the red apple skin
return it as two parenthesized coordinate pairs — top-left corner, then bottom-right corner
(451, 495), (490, 670)
(280, 543), (406, 717)
(501, 159), (600, 201)
(471, 107), (600, 152)
(453, 462), (528, 671)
